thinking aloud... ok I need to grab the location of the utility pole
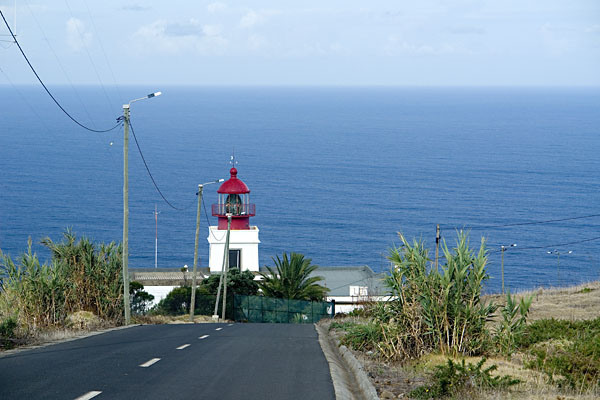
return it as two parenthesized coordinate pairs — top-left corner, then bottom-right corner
(213, 213), (232, 320)
(122, 104), (131, 326)
(547, 249), (572, 286)
(189, 179), (223, 322)
(500, 243), (517, 294)
(435, 224), (440, 271)
(189, 185), (203, 322)
(221, 214), (232, 321)
(121, 91), (161, 326)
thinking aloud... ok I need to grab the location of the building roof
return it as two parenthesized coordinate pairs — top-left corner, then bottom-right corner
(217, 167), (250, 194)
(130, 267), (210, 286)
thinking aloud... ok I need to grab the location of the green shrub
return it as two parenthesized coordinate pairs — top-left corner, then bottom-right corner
(201, 268), (259, 296)
(329, 321), (358, 331)
(156, 287), (193, 315)
(130, 281), (154, 315)
(520, 318), (600, 389)
(494, 291), (534, 358)
(409, 358), (520, 399)
(0, 317), (17, 349)
(340, 322), (382, 352)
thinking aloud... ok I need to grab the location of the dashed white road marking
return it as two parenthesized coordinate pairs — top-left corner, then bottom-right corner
(215, 327), (223, 331)
(74, 391), (102, 400)
(227, 324), (233, 326)
(176, 344), (191, 350)
(139, 358), (161, 368)
(199, 335), (209, 339)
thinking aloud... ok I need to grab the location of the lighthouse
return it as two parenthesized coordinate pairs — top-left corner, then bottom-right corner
(208, 167), (260, 273)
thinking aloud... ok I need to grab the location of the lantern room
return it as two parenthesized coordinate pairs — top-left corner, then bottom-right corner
(212, 167), (256, 230)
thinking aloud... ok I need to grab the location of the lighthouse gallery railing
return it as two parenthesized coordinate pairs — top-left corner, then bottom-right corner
(212, 203), (256, 217)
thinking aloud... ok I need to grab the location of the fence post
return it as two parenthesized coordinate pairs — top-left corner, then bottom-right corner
(287, 298), (290, 323)
(311, 300), (314, 323)
(261, 296), (264, 323)
(330, 299), (335, 318)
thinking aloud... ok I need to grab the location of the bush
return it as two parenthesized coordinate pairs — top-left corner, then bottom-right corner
(494, 291), (534, 358)
(200, 268), (258, 296)
(156, 287), (193, 315)
(130, 281), (154, 315)
(340, 322), (382, 352)
(155, 286), (225, 317)
(409, 358), (520, 399)
(520, 317), (600, 389)
(0, 317), (17, 349)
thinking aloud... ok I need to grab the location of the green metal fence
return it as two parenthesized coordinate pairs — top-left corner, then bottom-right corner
(232, 294), (334, 324)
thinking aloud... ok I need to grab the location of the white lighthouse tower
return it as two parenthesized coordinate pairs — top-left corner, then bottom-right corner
(207, 167), (260, 273)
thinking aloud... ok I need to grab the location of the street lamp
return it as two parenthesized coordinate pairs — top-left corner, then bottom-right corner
(547, 249), (572, 287)
(500, 243), (517, 294)
(122, 91), (161, 326)
(189, 178), (225, 322)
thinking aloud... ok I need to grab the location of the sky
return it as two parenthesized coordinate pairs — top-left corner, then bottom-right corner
(0, 0), (599, 86)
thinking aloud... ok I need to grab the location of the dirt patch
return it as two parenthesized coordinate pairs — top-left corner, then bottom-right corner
(485, 281), (600, 322)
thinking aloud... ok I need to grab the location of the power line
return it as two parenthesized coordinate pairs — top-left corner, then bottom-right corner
(81, 0), (124, 104)
(0, 9), (120, 133)
(63, 0), (114, 117)
(488, 236), (600, 254)
(127, 118), (195, 211)
(22, 0), (100, 130)
(202, 197), (226, 241)
(445, 213), (600, 231)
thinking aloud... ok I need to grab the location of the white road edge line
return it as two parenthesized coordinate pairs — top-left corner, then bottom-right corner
(139, 358), (161, 367)
(74, 391), (102, 400)
(215, 327), (223, 331)
(199, 335), (209, 339)
(176, 344), (191, 350)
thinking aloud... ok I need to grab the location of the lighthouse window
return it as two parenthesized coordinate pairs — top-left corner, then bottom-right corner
(225, 194), (242, 215)
(229, 249), (241, 269)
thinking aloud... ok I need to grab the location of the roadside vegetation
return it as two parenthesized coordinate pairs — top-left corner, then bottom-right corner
(0, 230), (152, 349)
(328, 231), (600, 399)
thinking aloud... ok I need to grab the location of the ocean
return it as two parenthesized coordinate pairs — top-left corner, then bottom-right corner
(1, 86), (599, 293)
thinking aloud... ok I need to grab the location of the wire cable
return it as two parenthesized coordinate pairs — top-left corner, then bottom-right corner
(0, 9), (120, 133)
(202, 197), (226, 241)
(63, 0), (114, 117)
(128, 118), (195, 211)
(445, 213), (600, 231)
(81, 0), (124, 105)
(488, 236), (600, 254)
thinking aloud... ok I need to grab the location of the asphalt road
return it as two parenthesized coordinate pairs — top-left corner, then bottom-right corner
(0, 323), (335, 400)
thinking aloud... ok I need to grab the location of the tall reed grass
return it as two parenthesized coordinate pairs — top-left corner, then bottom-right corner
(380, 231), (496, 359)
(0, 230), (123, 332)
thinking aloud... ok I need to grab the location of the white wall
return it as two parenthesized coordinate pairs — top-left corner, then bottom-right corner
(144, 285), (177, 307)
(208, 226), (260, 273)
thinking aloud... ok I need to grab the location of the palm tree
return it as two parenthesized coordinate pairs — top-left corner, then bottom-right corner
(258, 252), (329, 301)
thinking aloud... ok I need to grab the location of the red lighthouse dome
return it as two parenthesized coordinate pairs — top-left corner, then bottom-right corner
(212, 167), (255, 230)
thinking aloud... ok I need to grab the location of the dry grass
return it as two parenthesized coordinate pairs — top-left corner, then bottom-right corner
(485, 281), (600, 322)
